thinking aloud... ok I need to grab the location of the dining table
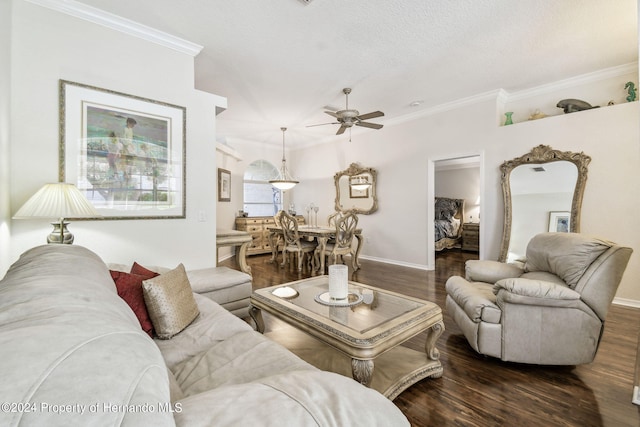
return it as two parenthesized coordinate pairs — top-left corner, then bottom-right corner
(267, 224), (363, 273)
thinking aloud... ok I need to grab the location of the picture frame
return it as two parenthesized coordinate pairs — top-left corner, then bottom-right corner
(59, 80), (186, 219)
(218, 168), (231, 202)
(548, 211), (570, 232)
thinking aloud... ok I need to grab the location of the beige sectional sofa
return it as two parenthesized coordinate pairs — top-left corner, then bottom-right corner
(0, 244), (408, 426)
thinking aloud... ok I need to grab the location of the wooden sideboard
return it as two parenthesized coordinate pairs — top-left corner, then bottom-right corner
(461, 222), (480, 252)
(235, 215), (305, 256)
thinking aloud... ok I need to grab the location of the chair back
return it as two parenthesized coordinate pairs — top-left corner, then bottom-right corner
(327, 211), (341, 227)
(334, 211), (358, 249)
(276, 210), (300, 246)
(524, 232), (633, 320)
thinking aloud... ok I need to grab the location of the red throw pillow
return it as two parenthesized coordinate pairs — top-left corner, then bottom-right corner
(130, 262), (160, 279)
(110, 270), (155, 337)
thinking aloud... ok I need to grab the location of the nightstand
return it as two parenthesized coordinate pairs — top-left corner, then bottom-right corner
(462, 222), (480, 252)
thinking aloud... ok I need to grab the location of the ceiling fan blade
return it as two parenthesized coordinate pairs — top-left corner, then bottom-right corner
(306, 122), (339, 127)
(356, 121), (383, 130)
(336, 124), (348, 135)
(357, 111), (384, 120)
(324, 111), (339, 118)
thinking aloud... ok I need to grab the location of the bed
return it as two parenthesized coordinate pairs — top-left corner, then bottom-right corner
(435, 197), (465, 251)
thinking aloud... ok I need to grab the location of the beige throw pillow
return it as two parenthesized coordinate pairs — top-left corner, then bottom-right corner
(142, 263), (200, 339)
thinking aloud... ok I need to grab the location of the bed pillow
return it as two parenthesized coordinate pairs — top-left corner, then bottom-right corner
(142, 264), (200, 339)
(109, 270), (155, 337)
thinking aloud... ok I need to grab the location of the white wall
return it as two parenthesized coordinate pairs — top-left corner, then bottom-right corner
(0, 0), (11, 275)
(285, 85), (639, 302)
(7, 1), (225, 272)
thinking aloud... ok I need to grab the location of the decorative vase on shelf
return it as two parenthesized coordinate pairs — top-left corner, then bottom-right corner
(504, 112), (514, 126)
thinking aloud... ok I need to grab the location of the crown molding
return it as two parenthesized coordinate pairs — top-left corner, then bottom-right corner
(505, 62), (638, 102)
(379, 63), (638, 128)
(24, 0), (203, 56)
(385, 89), (503, 128)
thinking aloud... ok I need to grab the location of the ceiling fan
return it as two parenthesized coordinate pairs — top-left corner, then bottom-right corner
(307, 88), (384, 136)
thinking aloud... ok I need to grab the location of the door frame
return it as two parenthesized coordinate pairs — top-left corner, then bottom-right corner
(426, 151), (484, 269)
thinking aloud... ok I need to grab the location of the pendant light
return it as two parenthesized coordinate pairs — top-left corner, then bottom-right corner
(269, 127), (299, 191)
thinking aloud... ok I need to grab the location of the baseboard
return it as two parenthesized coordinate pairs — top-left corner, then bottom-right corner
(356, 255), (432, 271)
(633, 386), (640, 406)
(612, 297), (640, 309)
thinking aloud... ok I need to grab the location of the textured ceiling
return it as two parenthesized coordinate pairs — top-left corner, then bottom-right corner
(74, 0), (638, 147)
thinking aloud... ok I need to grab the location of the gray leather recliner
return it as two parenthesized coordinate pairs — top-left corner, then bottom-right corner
(445, 233), (633, 365)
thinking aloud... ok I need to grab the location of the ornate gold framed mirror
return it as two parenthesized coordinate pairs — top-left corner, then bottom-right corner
(499, 145), (591, 262)
(334, 163), (378, 215)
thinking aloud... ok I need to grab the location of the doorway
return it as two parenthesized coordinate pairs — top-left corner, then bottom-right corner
(427, 153), (483, 270)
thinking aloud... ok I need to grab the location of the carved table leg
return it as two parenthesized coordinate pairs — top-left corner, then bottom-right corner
(353, 234), (364, 271)
(316, 236), (328, 273)
(249, 305), (265, 333)
(351, 358), (374, 387)
(237, 241), (252, 275)
(424, 320), (445, 378)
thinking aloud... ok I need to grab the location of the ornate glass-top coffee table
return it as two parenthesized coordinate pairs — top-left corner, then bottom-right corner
(250, 276), (444, 400)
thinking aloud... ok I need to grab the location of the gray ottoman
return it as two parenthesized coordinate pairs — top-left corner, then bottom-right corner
(187, 267), (252, 318)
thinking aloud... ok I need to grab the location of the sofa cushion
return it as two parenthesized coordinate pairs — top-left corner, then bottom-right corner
(110, 270), (155, 337)
(173, 370), (409, 427)
(172, 330), (315, 397)
(156, 294), (254, 369)
(143, 263), (200, 339)
(524, 233), (612, 288)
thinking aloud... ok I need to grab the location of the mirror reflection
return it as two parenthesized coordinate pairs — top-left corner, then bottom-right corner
(499, 145), (591, 262)
(335, 163), (378, 214)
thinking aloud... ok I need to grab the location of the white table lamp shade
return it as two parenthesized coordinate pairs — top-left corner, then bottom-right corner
(13, 183), (99, 219)
(13, 183), (99, 244)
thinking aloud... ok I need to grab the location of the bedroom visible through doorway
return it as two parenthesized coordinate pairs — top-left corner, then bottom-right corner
(428, 154), (482, 269)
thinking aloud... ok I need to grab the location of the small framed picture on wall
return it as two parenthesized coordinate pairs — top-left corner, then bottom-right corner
(548, 211), (570, 232)
(218, 168), (231, 202)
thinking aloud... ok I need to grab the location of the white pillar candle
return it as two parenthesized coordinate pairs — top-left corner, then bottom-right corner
(328, 264), (349, 300)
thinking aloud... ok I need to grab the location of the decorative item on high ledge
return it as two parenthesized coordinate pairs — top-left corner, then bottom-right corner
(528, 109), (548, 120)
(503, 112), (514, 125)
(625, 82), (637, 102)
(556, 98), (599, 114)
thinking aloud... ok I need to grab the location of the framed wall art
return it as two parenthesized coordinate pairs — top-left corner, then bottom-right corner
(218, 168), (231, 202)
(548, 211), (570, 232)
(59, 80), (186, 219)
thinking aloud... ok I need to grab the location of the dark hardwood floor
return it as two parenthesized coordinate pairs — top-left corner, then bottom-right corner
(220, 251), (640, 426)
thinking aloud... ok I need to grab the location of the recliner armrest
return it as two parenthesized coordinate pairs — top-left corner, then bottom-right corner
(494, 278), (580, 302)
(465, 260), (524, 283)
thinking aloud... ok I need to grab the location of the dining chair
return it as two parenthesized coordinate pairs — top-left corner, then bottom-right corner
(326, 211), (342, 244)
(327, 211), (341, 227)
(275, 210), (317, 272)
(316, 211), (359, 272)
